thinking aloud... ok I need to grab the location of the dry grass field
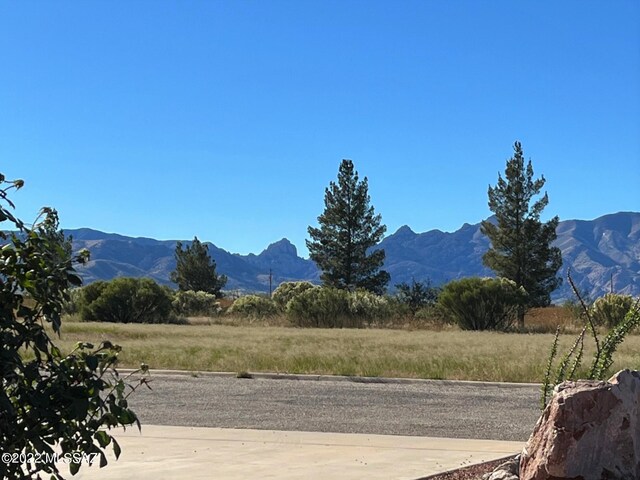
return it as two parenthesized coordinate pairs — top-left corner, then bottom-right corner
(48, 307), (640, 384)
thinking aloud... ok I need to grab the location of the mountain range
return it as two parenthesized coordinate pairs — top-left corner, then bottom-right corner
(69, 211), (640, 302)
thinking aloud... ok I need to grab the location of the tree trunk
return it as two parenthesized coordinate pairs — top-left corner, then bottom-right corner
(517, 305), (526, 331)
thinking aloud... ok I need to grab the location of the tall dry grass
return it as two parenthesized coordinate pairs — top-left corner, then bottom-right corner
(50, 315), (640, 383)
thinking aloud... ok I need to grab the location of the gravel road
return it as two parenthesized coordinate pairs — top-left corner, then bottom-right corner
(127, 373), (541, 442)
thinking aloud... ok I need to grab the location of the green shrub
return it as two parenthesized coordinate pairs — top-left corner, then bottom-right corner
(286, 287), (352, 328)
(81, 277), (175, 323)
(348, 289), (391, 325)
(590, 293), (635, 327)
(228, 295), (278, 319)
(438, 277), (527, 331)
(172, 289), (221, 317)
(272, 281), (316, 311)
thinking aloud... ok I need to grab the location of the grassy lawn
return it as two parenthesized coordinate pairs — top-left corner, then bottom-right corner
(50, 314), (640, 383)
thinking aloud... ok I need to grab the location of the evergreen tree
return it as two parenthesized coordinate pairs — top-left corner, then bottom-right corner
(481, 141), (562, 328)
(170, 236), (227, 297)
(307, 159), (389, 294)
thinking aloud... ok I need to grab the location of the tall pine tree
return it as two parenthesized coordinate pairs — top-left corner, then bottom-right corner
(307, 159), (389, 294)
(170, 236), (227, 297)
(481, 141), (562, 328)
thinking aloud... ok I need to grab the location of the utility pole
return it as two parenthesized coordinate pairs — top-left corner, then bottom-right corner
(269, 268), (273, 298)
(610, 271), (614, 294)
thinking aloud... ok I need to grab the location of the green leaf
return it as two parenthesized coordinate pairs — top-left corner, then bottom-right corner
(69, 461), (80, 476)
(99, 451), (108, 468)
(113, 438), (122, 460)
(94, 430), (111, 448)
(85, 355), (99, 371)
(117, 408), (138, 425)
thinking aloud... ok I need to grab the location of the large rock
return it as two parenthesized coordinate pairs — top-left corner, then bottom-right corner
(482, 455), (520, 480)
(520, 369), (640, 480)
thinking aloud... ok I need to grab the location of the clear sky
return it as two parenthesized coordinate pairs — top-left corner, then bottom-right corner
(1, 1), (638, 256)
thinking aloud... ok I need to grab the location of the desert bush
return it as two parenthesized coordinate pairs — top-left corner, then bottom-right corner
(438, 277), (527, 331)
(590, 293), (635, 327)
(272, 281), (316, 311)
(80, 277), (175, 323)
(286, 287), (352, 328)
(348, 289), (391, 325)
(228, 294), (278, 319)
(172, 289), (221, 317)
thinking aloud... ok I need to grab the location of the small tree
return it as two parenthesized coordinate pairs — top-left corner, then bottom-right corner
(395, 279), (440, 314)
(438, 277), (527, 331)
(170, 236), (227, 297)
(481, 141), (562, 328)
(307, 159), (389, 294)
(0, 174), (148, 479)
(80, 277), (175, 324)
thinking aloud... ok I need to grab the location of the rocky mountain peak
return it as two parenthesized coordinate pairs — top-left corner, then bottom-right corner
(260, 238), (298, 258)
(393, 225), (416, 237)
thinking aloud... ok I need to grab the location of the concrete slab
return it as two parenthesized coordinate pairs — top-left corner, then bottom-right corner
(63, 425), (523, 480)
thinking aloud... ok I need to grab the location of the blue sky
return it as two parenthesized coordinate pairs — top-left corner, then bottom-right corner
(1, 1), (638, 256)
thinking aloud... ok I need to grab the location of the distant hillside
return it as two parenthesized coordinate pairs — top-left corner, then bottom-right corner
(69, 211), (640, 302)
(379, 212), (640, 301)
(71, 229), (320, 293)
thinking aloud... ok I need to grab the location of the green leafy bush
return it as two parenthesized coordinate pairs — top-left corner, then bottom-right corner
(438, 277), (527, 331)
(590, 293), (635, 327)
(286, 287), (352, 328)
(80, 277), (175, 323)
(228, 295), (278, 319)
(172, 290), (221, 317)
(0, 174), (147, 480)
(272, 281), (316, 311)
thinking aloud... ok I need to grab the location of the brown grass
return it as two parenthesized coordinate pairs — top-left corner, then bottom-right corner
(48, 309), (640, 383)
